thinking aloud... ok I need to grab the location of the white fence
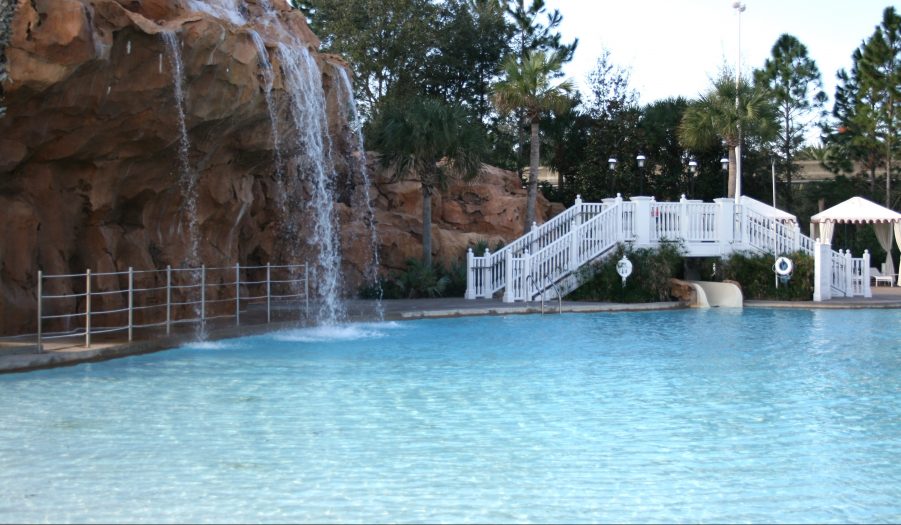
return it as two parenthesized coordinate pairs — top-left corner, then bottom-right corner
(467, 195), (873, 303)
(32, 263), (309, 351)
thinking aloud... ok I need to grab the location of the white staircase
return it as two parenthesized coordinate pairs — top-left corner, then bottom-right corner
(465, 195), (871, 303)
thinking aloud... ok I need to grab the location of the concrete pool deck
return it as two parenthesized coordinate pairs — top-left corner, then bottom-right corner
(3, 288), (901, 374)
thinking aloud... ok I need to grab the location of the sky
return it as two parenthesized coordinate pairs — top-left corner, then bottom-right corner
(543, 0), (892, 111)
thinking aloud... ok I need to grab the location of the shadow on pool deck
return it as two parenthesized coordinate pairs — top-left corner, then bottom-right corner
(3, 288), (901, 374)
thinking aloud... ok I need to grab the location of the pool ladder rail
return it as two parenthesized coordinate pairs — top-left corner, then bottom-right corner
(526, 271), (562, 314)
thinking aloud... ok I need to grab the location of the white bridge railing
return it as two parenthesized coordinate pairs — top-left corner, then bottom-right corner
(466, 195), (871, 303)
(31, 262), (309, 352)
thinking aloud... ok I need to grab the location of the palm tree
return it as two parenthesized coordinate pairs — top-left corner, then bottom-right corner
(679, 71), (777, 198)
(493, 51), (573, 230)
(372, 97), (485, 267)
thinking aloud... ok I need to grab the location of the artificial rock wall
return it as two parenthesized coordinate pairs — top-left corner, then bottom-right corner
(0, 0), (556, 334)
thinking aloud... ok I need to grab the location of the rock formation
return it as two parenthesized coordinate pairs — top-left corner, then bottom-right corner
(0, 0), (558, 335)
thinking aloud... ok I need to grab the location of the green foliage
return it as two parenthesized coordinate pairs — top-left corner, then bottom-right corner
(567, 243), (684, 303)
(720, 251), (814, 300)
(679, 70), (779, 198)
(493, 50), (574, 228)
(753, 33), (827, 211)
(824, 7), (901, 207)
(359, 239), (493, 299)
(370, 96), (486, 265)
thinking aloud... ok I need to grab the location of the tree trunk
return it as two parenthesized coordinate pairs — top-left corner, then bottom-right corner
(887, 153), (892, 209)
(421, 184), (432, 267)
(524, 120), (540, 232)
(728, 146), (737, 198)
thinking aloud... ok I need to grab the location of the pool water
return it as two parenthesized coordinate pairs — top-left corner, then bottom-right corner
(1, 309), (899, 523)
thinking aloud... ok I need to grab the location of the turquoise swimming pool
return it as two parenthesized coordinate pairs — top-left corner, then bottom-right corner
(1, 309), (899, 523)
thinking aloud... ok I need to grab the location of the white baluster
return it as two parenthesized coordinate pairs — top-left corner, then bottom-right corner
(465, 248), (475, 299)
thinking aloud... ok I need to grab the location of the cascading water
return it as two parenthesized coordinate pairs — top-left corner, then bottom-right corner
(161, 31), (199, 266)
(162, 31), (204, 338)
(184, 0), (247, 26)
(248, 30), (286, 216)
(334, 65), (384, 319)
(277, 43), (346, 325)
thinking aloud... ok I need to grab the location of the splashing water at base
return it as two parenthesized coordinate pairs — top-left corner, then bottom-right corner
(272, 321), (402, 343)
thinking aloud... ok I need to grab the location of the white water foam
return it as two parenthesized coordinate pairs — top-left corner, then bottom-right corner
(273, 322), (402, 343)
(184, 340), (233, 350)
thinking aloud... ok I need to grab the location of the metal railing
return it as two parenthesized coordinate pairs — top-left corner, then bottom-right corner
(34, 262), (309, 352)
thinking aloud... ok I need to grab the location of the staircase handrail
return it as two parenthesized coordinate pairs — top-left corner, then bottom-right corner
(468, 195), (609, 298)
(743, 207), (813, 256)
(523, 204), (623, 301)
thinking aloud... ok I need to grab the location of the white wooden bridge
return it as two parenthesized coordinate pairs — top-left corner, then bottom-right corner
(465, 195), (872, 303)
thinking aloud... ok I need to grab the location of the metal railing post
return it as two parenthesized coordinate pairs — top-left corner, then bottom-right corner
(304, 263), (310, 317)
(266, 262), (271, 324)
(235, 262), (240, 326)
(85, 269), (92, 348)
(128, 267), (134, 342)
(37, 270), (43, 353)
(200, 264), (206, 329)
(166, 265), (172, 335)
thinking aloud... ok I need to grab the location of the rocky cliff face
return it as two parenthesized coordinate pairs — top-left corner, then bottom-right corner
(0, 0), (557, 334)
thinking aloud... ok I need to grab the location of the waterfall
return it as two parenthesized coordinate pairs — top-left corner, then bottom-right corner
(334, 65), (384, 319)
(161, 31), (199, 267)
(162, 31), (206, 339)
(277, 43), (346, 325)
(248, 30), (286, 216)
(184, 0), (247, 26)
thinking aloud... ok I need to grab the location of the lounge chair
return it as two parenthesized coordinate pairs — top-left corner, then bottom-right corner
(871, 267), (894, 287)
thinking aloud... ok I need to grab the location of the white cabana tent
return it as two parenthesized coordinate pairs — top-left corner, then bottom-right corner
(810, 196), (901, 285)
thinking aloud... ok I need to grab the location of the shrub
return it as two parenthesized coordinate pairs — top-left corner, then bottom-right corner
(720, 251), (813, 300)
(359, 239), (499, 299)
(567, 242), (685, 303)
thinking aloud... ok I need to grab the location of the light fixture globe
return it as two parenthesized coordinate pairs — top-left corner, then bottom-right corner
(636, 154), (646, 168)
(608, 158), (618, 171)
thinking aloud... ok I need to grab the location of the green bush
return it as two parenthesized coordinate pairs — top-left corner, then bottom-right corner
(359, 239), (501, 299)
(720, 251), (813, 300)
(567, 242), (685, 303)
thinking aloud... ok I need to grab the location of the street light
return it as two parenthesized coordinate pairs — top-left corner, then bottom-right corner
(733, 1), (746, 200)
(636, 154), (646, 195)
(721, 157), (729, 197)
(688, 159), (698, 198)
(608, 157), (618, 195)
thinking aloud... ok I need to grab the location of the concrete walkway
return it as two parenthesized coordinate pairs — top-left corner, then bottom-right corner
(3, 289), (901, 374)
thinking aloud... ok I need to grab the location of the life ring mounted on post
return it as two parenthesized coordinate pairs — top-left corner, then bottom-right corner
(774, 256), (793, 277)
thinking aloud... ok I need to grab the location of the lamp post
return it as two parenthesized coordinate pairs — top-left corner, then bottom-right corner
(771, 157), (777, 208)
(733, 1), (746, 200)
(721, 157), (729, 197)
(688, 159), (698, 198)
(636, 154), (646, 195)
(608, 157), (618, 194)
